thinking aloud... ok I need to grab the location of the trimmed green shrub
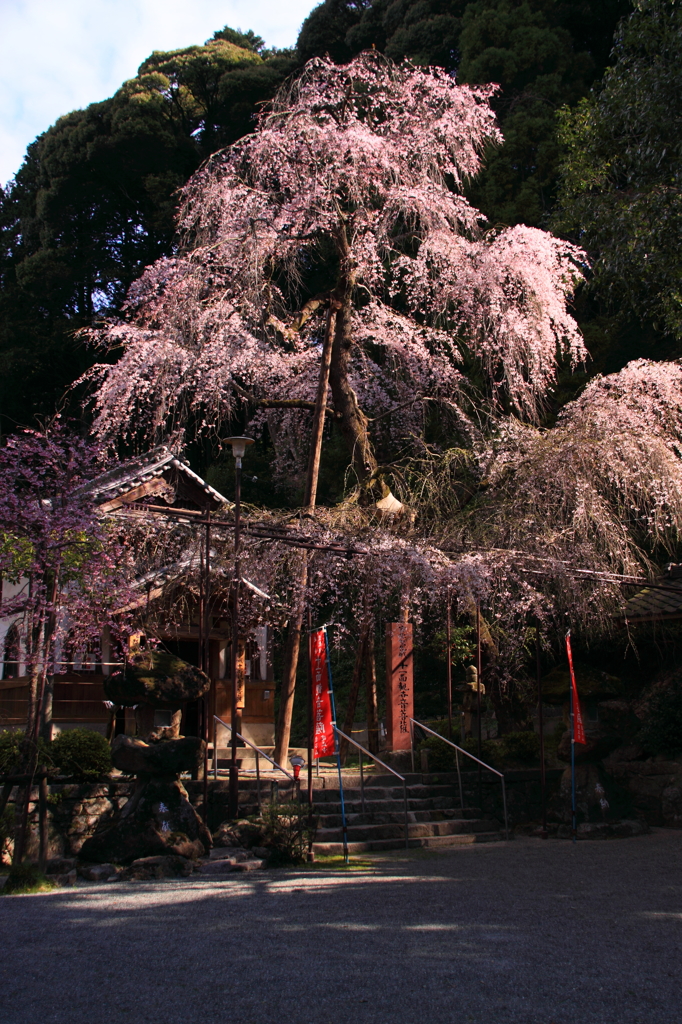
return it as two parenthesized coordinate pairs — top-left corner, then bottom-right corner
(418, 735), (502, 771)
(0, 730), (23, 775)
(50, 728), (112, 780)
(501, 731), (541, 763)
(0, 730), (51, 775)
(260, 803), (316, 866)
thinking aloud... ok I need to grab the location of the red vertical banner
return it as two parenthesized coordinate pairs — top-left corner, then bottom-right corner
(565, 633), (586, 745)
(385, 622), (414, 751)
(311, 628), (335, 758)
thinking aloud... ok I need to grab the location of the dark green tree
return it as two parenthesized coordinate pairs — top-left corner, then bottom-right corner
(554, 0), (682, 344)
(297, 0), (632, 226)
(0, 31), (296, 435)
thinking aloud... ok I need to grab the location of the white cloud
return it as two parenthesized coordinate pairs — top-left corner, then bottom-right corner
(0, 0), (317, 185)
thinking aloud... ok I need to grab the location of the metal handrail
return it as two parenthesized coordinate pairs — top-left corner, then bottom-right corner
(213, 715), (295, 813)
(409, 718), (509, 840)
(334, 727), (410, 850)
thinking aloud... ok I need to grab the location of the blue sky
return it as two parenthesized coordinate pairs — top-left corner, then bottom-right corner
(0, 0), (318, 186)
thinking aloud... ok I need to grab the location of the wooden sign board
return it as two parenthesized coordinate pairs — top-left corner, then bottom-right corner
(385, 622), (414, 751)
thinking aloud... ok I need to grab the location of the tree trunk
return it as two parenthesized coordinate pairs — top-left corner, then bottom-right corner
(328, 223), (388, 503)
(273, 556), (307, 768)
(273, 303), (337, 766)
(366, 635), (379, 754)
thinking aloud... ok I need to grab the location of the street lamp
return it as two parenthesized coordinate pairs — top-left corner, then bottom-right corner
(224, 436), (254, 818)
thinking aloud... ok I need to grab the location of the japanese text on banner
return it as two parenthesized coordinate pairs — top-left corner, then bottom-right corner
(311, 629), (335, 758)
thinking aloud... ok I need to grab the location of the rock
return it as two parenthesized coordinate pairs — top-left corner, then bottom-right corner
(554, 763), (634, 823)
(212, 818), (265, 849)
(662, 783), (682, 828)
(55, 869), (77, 887)
(596, 701), (642, 741)
(611, 819), (650, 837)
(557, 726), (621, 764)
(120, 855), (193, 881)
(231, 859), (264, 872)
(251, 846), (269, 859)
(577, 822), (612, 839)
(79, 777), (211, 864)
(111, 735), (205, 776)
(209, 846), (249, 862)
(46, 857), (77, 875)
(104, 651), (210, 708)
(199, 855), (264, 874)
(77, 863), (118, 882)
(603, 742), (647, 765)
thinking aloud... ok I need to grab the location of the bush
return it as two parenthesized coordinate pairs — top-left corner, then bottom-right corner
(3, 863), (55, 895)
(0, 730), (23, 775)
(0, 730), (51, 776)
(639, 683), (682, 757)
(0, 805), (14, 864)
(501, 731), (541, 763)
(50, 729), (112, 780)
(417, 735), (458, 772)
(260, 802), (316, 866)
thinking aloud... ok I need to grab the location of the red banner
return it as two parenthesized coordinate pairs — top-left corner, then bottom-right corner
(311, 629), (335, 759)
(565, 633), (586, 745)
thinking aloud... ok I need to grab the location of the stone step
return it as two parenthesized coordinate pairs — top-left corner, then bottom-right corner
(313, 832), (507, 855)
(309, 796), (459, 814)
(315, 817), (500, 843)
(316, 808), (468, 827)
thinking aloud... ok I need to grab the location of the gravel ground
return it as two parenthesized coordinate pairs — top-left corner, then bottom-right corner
(1, 830), (681, 1024)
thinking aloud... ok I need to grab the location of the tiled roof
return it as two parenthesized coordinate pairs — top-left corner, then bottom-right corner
(624, 564), (682, 622)
(78, 446), (230, 511)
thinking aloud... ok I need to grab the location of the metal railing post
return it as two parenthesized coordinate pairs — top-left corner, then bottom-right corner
(333, 727), (409, 852)
(501, 777), (509, 840)
(410, 718), (415, 774)
(455, 745), (465, 811)
(213, 717), (218, 780)
(256, 750), (261, 814)
(408, 718), (510, 839)
(359, 748), (365, 815)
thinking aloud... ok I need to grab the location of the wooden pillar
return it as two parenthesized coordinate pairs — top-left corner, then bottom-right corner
(385, 622), (414, 751)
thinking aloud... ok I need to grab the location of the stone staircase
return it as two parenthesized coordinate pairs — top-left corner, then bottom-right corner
(308, 773), (506, 854)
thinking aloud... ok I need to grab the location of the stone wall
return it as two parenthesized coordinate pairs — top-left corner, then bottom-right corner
(606, 760), (682, 828)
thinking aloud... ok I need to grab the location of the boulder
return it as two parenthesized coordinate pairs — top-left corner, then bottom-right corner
(557, 725), (621, 764)
(213, 818), (265, 849)
(79, 776), (211, 864)
(77, 863), (119, 882)
(104, 650), (210, 708)
(120, 855), (194, 881)
(111, 734), (204, 776)
(554, 763), (634, 823)
(596, 701), (642, 742)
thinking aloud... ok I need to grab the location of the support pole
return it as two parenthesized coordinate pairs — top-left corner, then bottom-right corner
(571, 664), (577, 844)
(202, 517), (210, 823)
(229, 459), (243, 820)
(476, 601), (482, 810)
(38, 768), (48, 873)
(306, 607), (314, 862)
(536, 618), (547, 836)
(446, 587), (453, 741)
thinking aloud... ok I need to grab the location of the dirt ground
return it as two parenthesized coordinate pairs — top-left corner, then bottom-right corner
(1, 830), (681, 1024)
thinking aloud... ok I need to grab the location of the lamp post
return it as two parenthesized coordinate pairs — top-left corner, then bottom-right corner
(224, 436), (254, 819)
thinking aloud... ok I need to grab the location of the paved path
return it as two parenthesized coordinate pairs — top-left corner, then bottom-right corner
(1, 831), (681, 1024)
